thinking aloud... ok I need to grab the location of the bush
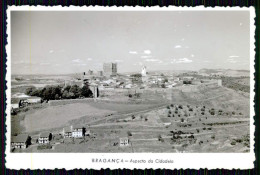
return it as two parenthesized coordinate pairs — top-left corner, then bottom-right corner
(170, 104), (174, 107)
(168, 110), (171, 114)
(168, 114), (171, 117)
(189, 108), (193, 111)
(132, 115), (135, 120)
(232, 111), (236, 115)
(196, 129), (200, 133)
(231, 140), (236, 145)
(167, 106), (170, 109)
(179, 105), (183, 109)
(172, 114), (175, 117)
(127, 131), (132, 136)
(129, 94), (132, 98)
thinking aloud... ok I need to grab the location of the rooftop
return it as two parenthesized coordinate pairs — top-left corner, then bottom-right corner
(40, 132), (50, 138)
(64, 126), (72, 133)
(11, 98), (21, 104)
(11, 134), (29, 143)
(73, 125), (84, 129)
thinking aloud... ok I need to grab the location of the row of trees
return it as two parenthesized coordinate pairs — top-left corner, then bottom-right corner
(25, 84), (93, 101)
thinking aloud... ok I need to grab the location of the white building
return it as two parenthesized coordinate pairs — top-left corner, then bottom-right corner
(11, 98), (22, 109)
(39, 132), (51, 144)
(119, 137), (129, 146)
(72, 125), (85, 138)
(11, 134), (29, 149)
(141, 66), (147, 76)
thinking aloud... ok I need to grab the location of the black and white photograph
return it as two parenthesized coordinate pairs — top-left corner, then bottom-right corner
(9, 8), (253, 153)
(6, 6), (255, 170)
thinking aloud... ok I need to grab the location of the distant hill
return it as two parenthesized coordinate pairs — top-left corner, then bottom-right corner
(199, 69), (250, 77)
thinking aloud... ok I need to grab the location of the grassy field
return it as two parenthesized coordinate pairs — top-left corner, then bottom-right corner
(12, 84), (250, 153)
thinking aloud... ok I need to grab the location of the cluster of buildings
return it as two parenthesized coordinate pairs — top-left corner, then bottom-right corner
(11, 125), (90, 150)
(11, 124), (130, 150)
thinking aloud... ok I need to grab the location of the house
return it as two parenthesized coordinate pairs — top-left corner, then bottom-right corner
(160, 118), (172, 126)
(11, 134), (30, 149)
(39, 132), (52, 144)
(63, 126), (72, 138)
(119, 137), (129, 146)
(26, 96), (42, 104)
(11, 98), (22, 109)
(72, 125), (85, 138)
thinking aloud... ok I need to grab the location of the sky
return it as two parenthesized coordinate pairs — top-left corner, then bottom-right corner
(11, 10), (251, 75)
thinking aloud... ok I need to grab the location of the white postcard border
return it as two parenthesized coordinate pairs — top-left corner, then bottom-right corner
(5, 6), (256, 170)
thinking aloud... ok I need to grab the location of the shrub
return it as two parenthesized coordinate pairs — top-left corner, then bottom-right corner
(181, 118), (184, 122)
(211, 135), (215, 139)
(167, 106), (170, 109)
(170, 104), (174, 107)
(232, 111), (235, 115)
(231, 140), (236, 145)
(196, 129), (200, 133)
(129, 94), (132, 98)
(172, 114), (175, 117)
(189, 108), (193, 111)
(168, 114), (171, 117)
(132, 115), (135, 120)
(127, 131), (132, 136)
(168, 110), (171, 114)
(179, 105), (183, 109)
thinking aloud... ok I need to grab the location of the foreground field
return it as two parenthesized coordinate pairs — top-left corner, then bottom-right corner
(12, 84), (251, 153)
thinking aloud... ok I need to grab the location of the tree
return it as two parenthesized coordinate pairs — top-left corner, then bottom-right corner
(127, 131), (132, 136)
(81, 85), (93, 98)
(25, 87), (36, 96)
(70, 85), (81, 98)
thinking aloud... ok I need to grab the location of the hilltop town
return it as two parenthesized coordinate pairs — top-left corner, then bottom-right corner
(11, 63), (250, 153)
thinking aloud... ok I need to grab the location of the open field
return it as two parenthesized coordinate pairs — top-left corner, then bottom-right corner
(11, 82), (250, 153)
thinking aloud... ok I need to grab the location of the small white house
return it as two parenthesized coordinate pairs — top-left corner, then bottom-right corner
(11, 98), (22, 109)
(11, 134), (29, 149)
(39, 132), (51, 144)
(72, 125), (85, 138)
(119, 137), (129, 147)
